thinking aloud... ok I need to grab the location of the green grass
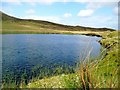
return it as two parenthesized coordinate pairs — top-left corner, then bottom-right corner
(25, 74), (81, 88)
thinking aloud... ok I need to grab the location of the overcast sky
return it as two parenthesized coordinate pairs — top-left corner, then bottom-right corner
(1, 0), (119, 30)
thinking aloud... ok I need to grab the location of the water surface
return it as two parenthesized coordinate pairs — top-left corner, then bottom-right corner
(2, 34), (101, 82)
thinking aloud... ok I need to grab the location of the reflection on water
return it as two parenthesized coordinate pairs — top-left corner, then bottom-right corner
(2, 34), (101, 68)
(2, 34), (101, 84)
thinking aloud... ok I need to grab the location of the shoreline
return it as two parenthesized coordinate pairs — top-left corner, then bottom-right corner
(1, 30), (109, 36)
(2, 31), (118, 88)
(27, 31), (118, 88)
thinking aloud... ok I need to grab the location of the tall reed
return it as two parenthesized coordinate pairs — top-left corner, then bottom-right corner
(77, 42), (118, 89)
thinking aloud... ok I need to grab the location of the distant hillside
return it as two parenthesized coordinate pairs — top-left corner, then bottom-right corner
(0, 11), (115, 34)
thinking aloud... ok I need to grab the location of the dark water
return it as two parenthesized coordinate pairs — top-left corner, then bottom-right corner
(2, 34), (101, 84)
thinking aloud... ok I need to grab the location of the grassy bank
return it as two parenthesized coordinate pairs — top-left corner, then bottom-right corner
(23, 31), (119, 88)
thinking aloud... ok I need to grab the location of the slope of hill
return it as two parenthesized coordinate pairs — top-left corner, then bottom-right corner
(0, 11), (115, 34)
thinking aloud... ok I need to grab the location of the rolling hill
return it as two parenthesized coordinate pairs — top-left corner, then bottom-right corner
(0, 11), (115, 34)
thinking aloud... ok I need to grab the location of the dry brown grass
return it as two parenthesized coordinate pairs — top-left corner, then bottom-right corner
(77, 41), (119, 89)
